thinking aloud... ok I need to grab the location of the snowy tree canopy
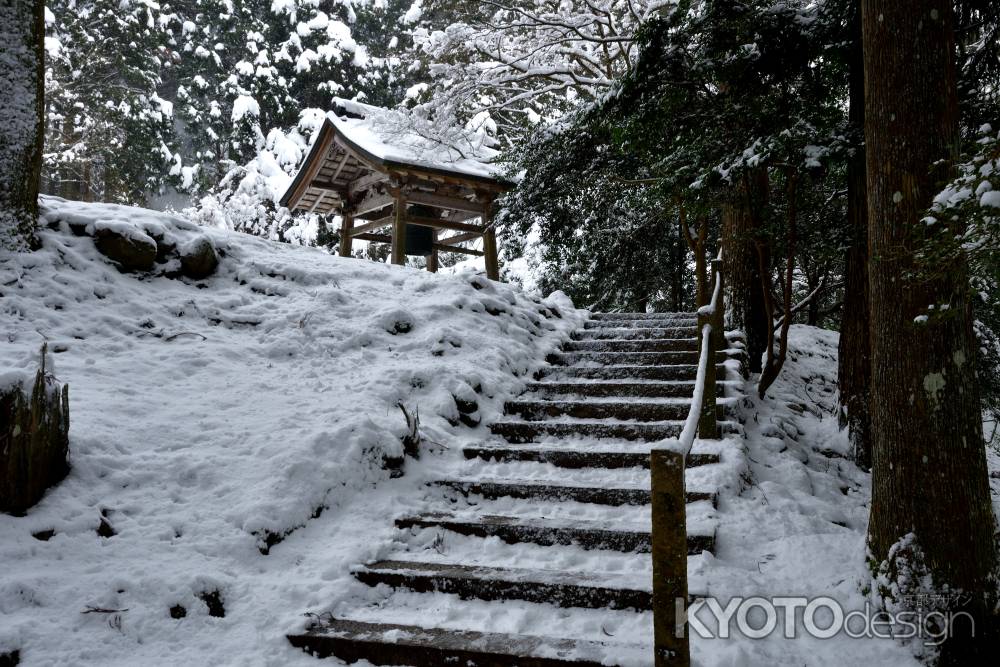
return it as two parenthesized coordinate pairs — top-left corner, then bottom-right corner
(404, 1), (673, 142)
(40, 0), (412, 207)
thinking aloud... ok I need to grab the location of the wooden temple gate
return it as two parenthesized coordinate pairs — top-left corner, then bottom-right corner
(279, 106), (509, 280)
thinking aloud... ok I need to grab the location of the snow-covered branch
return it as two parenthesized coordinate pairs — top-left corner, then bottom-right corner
(406, 1), (673, 144)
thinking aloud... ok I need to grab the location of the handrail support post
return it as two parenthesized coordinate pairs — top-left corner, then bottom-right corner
(651, 449), (691, 667)
(711, 257), (725, 351)
(698, 322), (719, 440)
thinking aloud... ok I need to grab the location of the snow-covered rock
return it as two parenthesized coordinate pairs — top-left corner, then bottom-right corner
(179, 236), (219, 280)
(92, 225), (158, 272)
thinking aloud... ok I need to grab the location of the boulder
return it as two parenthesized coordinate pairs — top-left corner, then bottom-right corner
(147, 230), (177, 263)
(179, 236), (219, 279)
(155, 238), (177, 264)
(93, 226), (157, 272)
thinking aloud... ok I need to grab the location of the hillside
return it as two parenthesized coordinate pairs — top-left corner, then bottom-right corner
(0, 197), (580, 665)
(3, 199), (990, 666)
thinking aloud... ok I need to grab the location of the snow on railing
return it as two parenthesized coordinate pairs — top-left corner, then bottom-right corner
(675, 321), (714, 456)
(678, 246), (724, 455)
(651, 246), (724, 667)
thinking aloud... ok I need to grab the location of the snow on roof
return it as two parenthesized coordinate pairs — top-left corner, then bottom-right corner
(328, 98), (506, 182)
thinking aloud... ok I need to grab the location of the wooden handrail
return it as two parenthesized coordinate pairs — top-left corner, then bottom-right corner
(651, 245), (725, 667)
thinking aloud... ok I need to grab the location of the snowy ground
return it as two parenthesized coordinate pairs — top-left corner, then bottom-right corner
(0, 197), (581, 665)
(692, 327), (921, 665)
(1, 199), (990, 665)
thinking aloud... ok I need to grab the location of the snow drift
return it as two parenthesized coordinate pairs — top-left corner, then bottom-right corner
(0, 197), (581, 664)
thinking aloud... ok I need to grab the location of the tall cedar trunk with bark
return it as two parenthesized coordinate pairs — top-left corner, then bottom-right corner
(863, 0), (997, 659)
(671, 233), (685, 312)
(838, 0), (872, 469)
(722, 170), (769, 373)
(0, 0), (45, 251)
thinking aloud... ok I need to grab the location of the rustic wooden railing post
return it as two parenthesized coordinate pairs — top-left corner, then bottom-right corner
(696, 258), (721, 439)
(391, 191), (407, 266)
(651, 449), (690, 667)
(697, 329), (718, 441)
(651, 245), (725, 667)
(711, 257), (725, 351)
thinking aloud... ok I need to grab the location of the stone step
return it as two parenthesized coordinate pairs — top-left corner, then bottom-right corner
(525, 380), (723, 399)
(463, 443), (721, 469)
(288, 617), (626, 666)
(562, 338), (699, 352)
(395, 513), (715, 554)
(548, 350), (727, 366)
(573, 327), (699, 340)
(537, 364), (726, 381)
(584, 319), (697, 330)
(503, 399), (723, 422)
(353, 559), (657, 611)
(489, 419), (683, 442)
(434, 478), (715, 506)
(590, 312), (694, 320)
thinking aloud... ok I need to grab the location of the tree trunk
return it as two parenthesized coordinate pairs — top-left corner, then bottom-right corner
(863, 0), (997, 660)
(838, 0), (872, 469)
(670, 228), (684, 312)
(722, 169), (769, 373)
(0, 0), (45, 251)
(680, 203), (710, 308)
(756, 172), (797, 398)
(806, 292), (819, 326)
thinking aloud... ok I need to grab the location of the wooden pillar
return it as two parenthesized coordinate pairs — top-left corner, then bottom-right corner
(483, 229), (499, 281)
(711, 257), (726, 352)
(651, 449), (690, 667)
(697, 310), (719, 439)
(482, 200), (500, 281)
(427, 229), (439, 273)
(391, 192), (406, 266)
(339, 212), (354, 258)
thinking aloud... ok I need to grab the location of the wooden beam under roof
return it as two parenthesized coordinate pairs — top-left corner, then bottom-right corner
(353, 233), (485, 257)
(404, 215), (484, 234)
(447, 209), (482, 223)
(307, 190), (328, 214)
(390, 166), (508, 192)
(406, 191), (486, 214)
(354, 193), (395, 217)
(348, 216), (393, 236)
(354, 232), (392, 243)
(434, 243), (484, 257)
(328, 150), (351, 185)
(348, 171), (390, 197)
(438, 231), (480, 246)
(310, 180), (342, 193)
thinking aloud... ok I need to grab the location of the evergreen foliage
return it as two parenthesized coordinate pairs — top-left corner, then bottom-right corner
(503, 1), (851, 321)
(40, 0), (418, 219)
(43, 1), (173, 203)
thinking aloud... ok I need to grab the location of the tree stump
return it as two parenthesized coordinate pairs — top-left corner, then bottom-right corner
(0, 346), (70, 515)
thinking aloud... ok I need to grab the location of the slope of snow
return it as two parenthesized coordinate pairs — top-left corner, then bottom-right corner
(309, 325), (922, 666)
(1, 204), (958, 667)
(0, 197), (582, 665)
(695, 326), (920, 666)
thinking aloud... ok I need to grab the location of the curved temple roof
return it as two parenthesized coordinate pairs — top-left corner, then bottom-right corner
(280, 100), (511, 216)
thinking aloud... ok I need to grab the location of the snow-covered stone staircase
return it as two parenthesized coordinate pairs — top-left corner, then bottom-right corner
(289, 312), (740, 665)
